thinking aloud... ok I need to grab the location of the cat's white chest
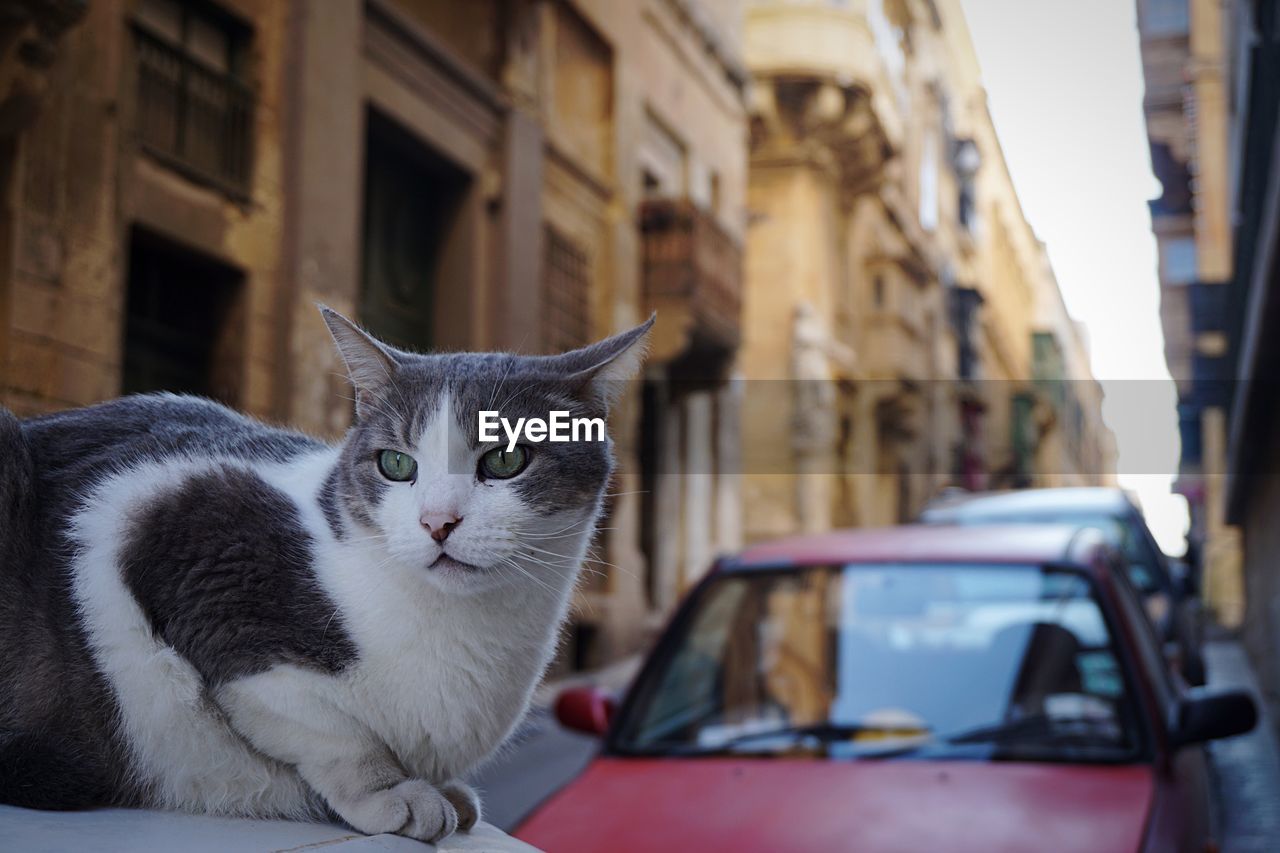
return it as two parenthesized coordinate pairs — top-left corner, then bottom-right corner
(319, 541), (568, 780)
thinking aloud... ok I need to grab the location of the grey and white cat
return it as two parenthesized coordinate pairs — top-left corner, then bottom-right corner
(0, 306), (651, 843)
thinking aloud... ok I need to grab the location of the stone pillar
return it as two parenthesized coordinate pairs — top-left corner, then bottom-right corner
(1202, 406), (1244, 626)
(495, 108), (543, 352)
(281, 0), (365, 436)
(715, 376), (744, 552)
(683, 391), (715, 586)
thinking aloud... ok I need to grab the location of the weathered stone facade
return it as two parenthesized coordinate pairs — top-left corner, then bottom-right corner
(0, 0), (749, 671)
(740, 0), (1115, 538)
(1218, 0), (1280, 733)
(1137, 0), (1243, 626)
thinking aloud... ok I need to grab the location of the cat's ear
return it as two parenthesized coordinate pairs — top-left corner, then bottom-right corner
(557, 314), (655, 412)
(319, 305), (399, 416)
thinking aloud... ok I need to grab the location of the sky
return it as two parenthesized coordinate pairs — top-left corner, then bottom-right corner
(957, 0), (1190, 554)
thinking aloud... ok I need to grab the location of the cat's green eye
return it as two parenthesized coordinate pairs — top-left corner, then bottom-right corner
(377, 450), (417, 482)
(479, 446), (529, 480)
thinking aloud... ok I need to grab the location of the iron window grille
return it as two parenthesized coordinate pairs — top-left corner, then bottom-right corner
(132, 3), (253, 199)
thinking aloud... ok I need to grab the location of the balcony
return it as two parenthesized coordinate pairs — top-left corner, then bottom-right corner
(747, 1), (906, 151)
(133, 26), (254, 198)
(640, 199), (742, 364)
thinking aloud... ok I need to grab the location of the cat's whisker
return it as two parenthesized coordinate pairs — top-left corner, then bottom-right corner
(510, 515), (602, 539)
(515, 542), (580, 561)
(484, 353), (519, 413)
(492, 378), (538, 416)
(515, 526), (617, 541)
(496, 556), (563, 598)
(581, 554), (638, 580)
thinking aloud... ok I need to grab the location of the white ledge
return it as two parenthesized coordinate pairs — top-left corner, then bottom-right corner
(0, 805), (541, 852)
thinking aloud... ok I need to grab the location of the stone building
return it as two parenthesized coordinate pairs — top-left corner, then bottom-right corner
(739, 0), (1114, 540)
(0, 0), (749, 671)
(1217, 0), (1279, 727)
(1137, 0), (1244, 625)
(1031, 267), (1117, 489)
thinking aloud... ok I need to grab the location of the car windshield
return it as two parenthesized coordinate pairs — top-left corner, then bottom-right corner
(947, 510), (1165, 596)
(612, 564), (1143, 763)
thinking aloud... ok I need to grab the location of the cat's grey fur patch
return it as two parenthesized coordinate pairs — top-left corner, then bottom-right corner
(0, 394), (329, 809)
(0, 405), (136, 807)
(120, 466), (358, 686)
(317, 466), (347, 540)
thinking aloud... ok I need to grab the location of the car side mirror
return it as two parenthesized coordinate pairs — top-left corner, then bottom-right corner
(555, 686), (617, 737)
(1169, 688), (1257, 748)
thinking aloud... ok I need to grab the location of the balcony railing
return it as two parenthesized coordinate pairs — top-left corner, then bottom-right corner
(134, 26), (254, 198)
(640, 199), (742, 354)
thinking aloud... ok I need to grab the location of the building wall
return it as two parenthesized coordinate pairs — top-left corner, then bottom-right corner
(1240, 419), (1280, 727)
(741, 0), (1114, 539)
(1223, 0), (1280, 732)
(1, 0), (292, 422)
(0, 0), (750, 672)
(1137, 0), (1243, 621)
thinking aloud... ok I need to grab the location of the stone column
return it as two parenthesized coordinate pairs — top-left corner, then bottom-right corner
(280, 0), (364, 436)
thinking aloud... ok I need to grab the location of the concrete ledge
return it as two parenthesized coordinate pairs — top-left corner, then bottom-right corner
(0, 805), (541, 852)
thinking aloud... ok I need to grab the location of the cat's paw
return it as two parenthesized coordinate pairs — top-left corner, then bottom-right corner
(440, 780), (481, 831)
(342, 778), (459, 843)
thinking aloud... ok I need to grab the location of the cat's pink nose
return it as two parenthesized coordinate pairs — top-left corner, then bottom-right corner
(421, 511), (462, 543)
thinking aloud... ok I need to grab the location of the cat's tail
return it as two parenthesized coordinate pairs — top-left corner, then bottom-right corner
(0, 729), (116, 809)
(0, 407), (34, 567)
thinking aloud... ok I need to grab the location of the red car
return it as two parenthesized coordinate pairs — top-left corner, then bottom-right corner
(517, 525), (1256, 852)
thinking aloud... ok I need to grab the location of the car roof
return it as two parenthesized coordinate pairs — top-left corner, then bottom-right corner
(730, 523), (1105, 570)
(920, 487), (1135, 523)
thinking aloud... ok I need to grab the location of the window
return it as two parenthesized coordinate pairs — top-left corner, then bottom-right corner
(360, 112), (471, 352)
(953, 138), (981, 234)
(868, 0), (906, 106)
(1161, 237), (1197, 285)
(919, 128), (940, 232)
(1143, 0), (1189, 37)
(123, 229), (244, 405)
(542, 227), (592, 354)
(551, 3), (614, 178)
(133, 0), (253, 196)
(639, 111), (686, 199)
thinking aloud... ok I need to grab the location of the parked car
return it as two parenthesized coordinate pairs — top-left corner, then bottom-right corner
(919, 488), (1207, 685)
(517, 525), (1255, 853)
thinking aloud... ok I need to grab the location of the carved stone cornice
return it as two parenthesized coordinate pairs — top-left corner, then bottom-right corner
(750, 74), (898, 202)
(0, 0), (86, 137)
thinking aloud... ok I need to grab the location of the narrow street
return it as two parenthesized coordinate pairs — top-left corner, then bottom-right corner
(1204, 639), (1280, 851)
(469, 709), (599, 832)
(469, 658), (639, 831)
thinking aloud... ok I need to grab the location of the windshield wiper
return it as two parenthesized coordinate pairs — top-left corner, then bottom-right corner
(669, 721), (932, 755)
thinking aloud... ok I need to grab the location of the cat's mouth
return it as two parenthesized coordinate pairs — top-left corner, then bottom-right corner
(428, 553), (483, 573)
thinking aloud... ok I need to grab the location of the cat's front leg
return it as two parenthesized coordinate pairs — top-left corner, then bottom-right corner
(440, 779), (481, 831)
(299, 750), (459, 842)
(216, 675), (459, 843)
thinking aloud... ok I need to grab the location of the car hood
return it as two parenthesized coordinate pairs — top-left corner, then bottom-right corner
(517, 757), (1153, 853)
